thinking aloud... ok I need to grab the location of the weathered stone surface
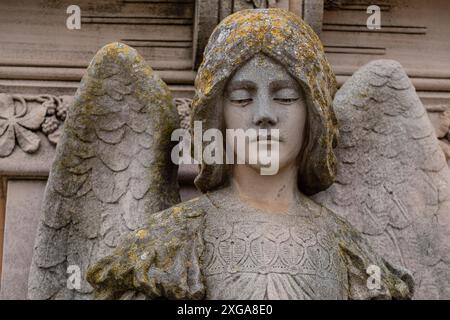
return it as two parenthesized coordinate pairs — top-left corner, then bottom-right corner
(87, 190), (413, 300)
(428, 108), (450, 138)
(303, 0), (324, 36)
(202, 188), (412, 300)
(28, 42), (181, 299)
(0, 94), (47, 157)
(0, 2), (443, 301)
(0, 180), (46, 300)
(314, 59), (450, 299)
(86, 9), (413, 300)
(87, 197), (206, 300)
(439, 139), (450, 167)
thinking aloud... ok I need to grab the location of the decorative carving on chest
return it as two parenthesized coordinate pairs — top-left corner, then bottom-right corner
(202, 219), (342, 279)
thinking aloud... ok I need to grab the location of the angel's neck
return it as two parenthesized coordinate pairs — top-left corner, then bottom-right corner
(230, 164), (298, 214)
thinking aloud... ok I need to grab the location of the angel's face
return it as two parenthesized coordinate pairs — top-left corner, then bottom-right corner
(223, 53), (307, 173)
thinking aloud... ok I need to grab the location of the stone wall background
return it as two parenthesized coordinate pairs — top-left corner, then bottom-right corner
(0, 0), (449, 299)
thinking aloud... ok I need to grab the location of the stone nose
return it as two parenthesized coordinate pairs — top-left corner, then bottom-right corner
(252, 94), (278, 127)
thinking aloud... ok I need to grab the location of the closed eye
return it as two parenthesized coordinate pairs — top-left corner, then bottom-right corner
(273, 97), (299, 104)
(230, 98), (253, 106)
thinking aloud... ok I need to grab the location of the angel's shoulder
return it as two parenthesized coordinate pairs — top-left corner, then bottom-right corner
(299, 194), (356, 232)
(321, 205), (362, 239)
(309, 199), (375, 256)
(134, 196), (207, 238)
(87, 196), (209, 299)
(150, 196), (208, 222)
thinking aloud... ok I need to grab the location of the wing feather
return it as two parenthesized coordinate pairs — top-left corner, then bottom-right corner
(314, 59), (450, 299)
(28, 43), (181, 299)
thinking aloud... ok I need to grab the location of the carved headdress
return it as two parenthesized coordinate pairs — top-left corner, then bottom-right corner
(192, 8), (338, 195)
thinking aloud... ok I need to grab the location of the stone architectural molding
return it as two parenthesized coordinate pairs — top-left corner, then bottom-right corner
(245, 0), (279, 8)
(174, 97), (193, 130)
(0, 94), (64, 157)
(0, 94), (195, 151)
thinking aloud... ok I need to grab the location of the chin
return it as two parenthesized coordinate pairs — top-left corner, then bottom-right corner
(245, 151), (283, 175)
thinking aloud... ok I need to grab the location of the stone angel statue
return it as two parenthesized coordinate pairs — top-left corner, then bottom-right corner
(28, 8), (449, 300)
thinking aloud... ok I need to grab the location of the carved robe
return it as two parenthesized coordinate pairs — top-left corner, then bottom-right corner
(87, 187), (414, 300)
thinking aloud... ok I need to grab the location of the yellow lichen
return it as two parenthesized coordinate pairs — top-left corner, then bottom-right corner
(136, 229), (148, 239)
(172, 206), (183, 215)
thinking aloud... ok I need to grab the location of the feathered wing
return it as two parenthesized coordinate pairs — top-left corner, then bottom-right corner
(28, 43), (181, 299)
(313, 59), (450, 299)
